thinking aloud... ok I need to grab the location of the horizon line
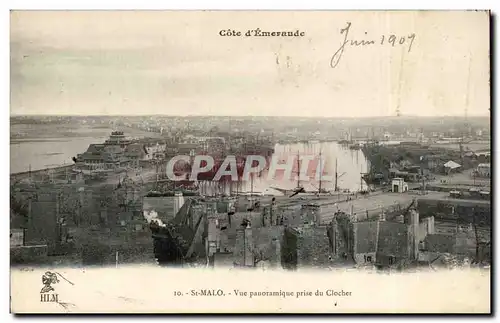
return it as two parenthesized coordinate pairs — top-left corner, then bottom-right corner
(9, 113), (491, 118)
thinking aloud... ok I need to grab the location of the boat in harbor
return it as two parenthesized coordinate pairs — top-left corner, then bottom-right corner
(72, 131), (166, 182)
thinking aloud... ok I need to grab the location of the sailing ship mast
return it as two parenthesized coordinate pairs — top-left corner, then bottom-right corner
(250, 171), (254, 197)
(296, 150), (301, 189)
(318, 149), (323, 193)
(360, 165), (364, 192)
(334, 157), (338, 192)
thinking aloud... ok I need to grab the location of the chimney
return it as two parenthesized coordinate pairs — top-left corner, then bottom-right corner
(207, 213), (218, 257)
(408, 208), (420, 260)
(269, 197), (280, 226)
(78, 187), (85, 208)
(327, 221), (337, 257)
(173, 192), (184, 216)
(315, 207), (321, 226)
(244, 223), (254, 266)
(234, 229), (245, 266)
(270, 237), (282, 268)
(427, 216), (435, 235)
(352, 222), (358, 257)
(216, 222), (221, 253)
(410, 208), (419, 227)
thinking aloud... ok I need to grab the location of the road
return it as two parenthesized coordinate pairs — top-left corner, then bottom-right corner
(428, 172), (490, 189)
(271, 189), (490, 224)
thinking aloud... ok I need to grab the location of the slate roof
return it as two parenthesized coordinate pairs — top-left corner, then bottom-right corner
(354, 220), (409, 259)
(86, 144), (105, 153)
(354, 221), (378, 254)
(125, 143), (146, 156)
(424, 234), (455, 253)
(377, 221), (409, 258)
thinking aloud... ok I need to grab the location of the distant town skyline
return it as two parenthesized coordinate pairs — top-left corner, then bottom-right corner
(11, 11), (490, 117)
(9, 113), (490, 118)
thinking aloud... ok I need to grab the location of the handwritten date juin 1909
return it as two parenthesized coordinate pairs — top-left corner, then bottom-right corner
(330, 22), (416, 69)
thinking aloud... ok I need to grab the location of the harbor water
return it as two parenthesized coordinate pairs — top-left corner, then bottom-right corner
(10, 127), (369, 192)
(244, 141), (370, 194)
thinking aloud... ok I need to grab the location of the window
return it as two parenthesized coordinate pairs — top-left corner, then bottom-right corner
(389, 256), (395, 265)
(366, 256), (372, 263)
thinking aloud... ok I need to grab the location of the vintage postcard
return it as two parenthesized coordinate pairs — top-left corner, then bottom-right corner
(10, 10), (491, 313)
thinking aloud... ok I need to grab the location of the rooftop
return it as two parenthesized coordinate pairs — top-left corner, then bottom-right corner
(354, 220), (410, 259)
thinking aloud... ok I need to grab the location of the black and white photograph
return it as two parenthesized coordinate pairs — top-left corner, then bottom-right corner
(9, 10), (491, 313)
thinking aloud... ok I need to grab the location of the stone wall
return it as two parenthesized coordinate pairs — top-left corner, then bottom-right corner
(10, 245), (49, 265)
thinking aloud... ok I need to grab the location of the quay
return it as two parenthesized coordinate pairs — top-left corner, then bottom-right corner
(10, 165), (73, 183)
(268, 190), (490, 225)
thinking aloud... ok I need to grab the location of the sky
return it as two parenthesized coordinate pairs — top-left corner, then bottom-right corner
(10, 11), (490, 117)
